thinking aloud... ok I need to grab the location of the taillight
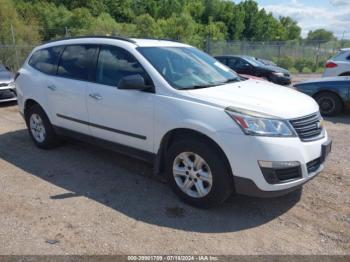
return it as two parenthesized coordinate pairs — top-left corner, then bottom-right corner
(325, 62), (337, 68)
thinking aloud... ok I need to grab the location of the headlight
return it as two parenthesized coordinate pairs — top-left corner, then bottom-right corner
(272, 72), (284, 77)
(225, 107), (296, 137)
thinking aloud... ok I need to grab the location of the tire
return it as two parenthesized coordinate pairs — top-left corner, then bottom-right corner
(165, 139), (233, 208)
(25, 104), (60, 149)
(314, 92), (343, 116)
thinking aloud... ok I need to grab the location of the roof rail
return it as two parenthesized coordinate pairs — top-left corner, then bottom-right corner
(42, 35), (137, 45)
(132, 37), (182, 43)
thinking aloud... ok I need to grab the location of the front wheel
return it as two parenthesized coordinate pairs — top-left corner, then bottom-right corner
(314, 92), (343, 116)
(166, 139), (233, 208)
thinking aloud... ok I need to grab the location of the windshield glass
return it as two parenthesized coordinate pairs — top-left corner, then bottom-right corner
(0, 64), (6, 71)
(137, 47), (240, 90)
(244, 56), (265, 67)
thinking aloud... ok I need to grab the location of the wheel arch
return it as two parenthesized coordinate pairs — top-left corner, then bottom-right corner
(24, 99), (49, 121)
(339, 72), (350, 76)
(154, 128), (233, 181)
(312, 90), (345, 107)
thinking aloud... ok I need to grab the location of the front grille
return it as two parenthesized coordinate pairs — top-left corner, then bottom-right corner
(307, 157), (322, 173)
(289, 113), (323, 141)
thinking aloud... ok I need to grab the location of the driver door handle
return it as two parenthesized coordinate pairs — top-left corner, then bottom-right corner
(89, 93), (103, 100)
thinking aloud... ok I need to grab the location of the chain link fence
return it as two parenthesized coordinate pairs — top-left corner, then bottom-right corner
(0, 24), (347, 73)
(206, 39), (344, 72)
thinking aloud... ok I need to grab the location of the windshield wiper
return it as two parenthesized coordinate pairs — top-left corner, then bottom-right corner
(222, 77), (241, 83)
(180, 77), (241, 90)
(180, 83), (218, 90)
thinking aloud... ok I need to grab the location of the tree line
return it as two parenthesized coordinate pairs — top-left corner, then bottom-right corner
(1, 0), (309, 46)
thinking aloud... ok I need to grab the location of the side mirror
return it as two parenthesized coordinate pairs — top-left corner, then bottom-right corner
(118, 74), (148, 90)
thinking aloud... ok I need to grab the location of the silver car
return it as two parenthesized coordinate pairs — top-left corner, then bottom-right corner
(323, 48), (350, 77)
(0, 64), (16, 102)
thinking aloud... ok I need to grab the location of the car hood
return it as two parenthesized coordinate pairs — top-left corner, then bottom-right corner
(185, 79), (319, 119)
(0, 71), (13, 83)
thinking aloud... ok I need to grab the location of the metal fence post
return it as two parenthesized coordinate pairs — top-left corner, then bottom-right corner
(315, 40), (321, 70)
(277, 42), (281, 62)
(10, 24), (20, 70)
(205, 33), (211, 54)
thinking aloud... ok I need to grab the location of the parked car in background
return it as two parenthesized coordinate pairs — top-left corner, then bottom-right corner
(16, 37), (331, 207)
(294, 76), (350, 116)
(239, 74), (267, 81)
(323, 48), (350, 77)
(256, 58), (277, 67)
(215, 55), (291, 85)
(0, 64), (16, 102)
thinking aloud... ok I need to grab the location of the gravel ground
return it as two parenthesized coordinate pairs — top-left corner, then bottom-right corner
(0, 98), (349, 255)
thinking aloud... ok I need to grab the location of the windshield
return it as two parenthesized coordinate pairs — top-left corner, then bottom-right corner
(137, 47), (240, 90)
(243, 57), (266, 67)
(0, 64), (6, 71)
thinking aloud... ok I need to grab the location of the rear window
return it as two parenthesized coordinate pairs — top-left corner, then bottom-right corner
(29, 46), (64, 74)
(57, 45), (98, 81)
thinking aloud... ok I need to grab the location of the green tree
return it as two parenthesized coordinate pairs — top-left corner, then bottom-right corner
(134, 14), (161, 38)
(89, 13), (119, 35)
(68, 8), (94, 35)
(103, 0), (134, 23)
(307, 29), (335, 42)
(279, 16), (301, 40)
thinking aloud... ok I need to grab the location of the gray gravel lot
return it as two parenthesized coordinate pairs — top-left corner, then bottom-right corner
(0, 99), (349, 255)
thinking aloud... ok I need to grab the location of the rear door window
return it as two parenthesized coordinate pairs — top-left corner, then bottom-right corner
(57, 45), (98, 81)
(29, 46), (64, 74)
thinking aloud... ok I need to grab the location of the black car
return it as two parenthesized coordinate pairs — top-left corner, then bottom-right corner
(215, 55), (291, 85)
(0, 64), (16, 102)
(294, 76), (350, 116)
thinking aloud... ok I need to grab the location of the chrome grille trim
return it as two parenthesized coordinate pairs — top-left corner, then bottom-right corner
(289, 112), (324, 142)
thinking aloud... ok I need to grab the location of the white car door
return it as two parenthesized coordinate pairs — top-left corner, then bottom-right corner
(86, 45), (155, 152)
(46, 44), (98, 135)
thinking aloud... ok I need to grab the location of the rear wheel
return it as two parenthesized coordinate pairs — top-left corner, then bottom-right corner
(25, 104), (60, 149)
(314, 92), (343, 116)
(166, 139), (233, 208)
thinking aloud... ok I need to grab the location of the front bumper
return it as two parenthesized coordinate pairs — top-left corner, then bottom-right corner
(269, 74), (291, 85)
(216, 130), (330, 197)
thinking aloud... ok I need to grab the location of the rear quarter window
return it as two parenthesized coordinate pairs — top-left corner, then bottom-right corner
(29, 46), (64, 74)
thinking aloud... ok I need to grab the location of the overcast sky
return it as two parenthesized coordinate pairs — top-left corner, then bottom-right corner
(235, 0), (350, 39)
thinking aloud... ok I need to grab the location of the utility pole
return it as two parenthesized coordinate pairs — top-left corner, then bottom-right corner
(341, 31), (345, 48)
(10, 24), (20, 70)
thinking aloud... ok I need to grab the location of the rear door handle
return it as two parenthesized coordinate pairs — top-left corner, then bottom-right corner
(47, 84), (57, 91)
(89, 93), (103, 100)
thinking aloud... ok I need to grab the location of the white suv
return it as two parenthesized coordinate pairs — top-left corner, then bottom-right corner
(323, 48), (350, 77)
(16, 37), (332, 207)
